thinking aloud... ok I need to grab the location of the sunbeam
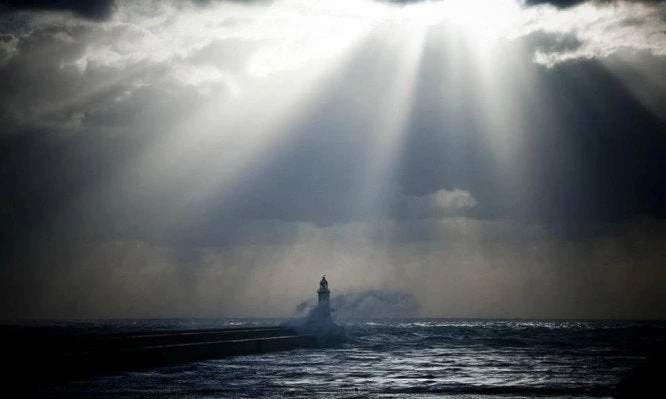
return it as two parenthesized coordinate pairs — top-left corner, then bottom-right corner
(602, 51), (666, 122)
(2, 0), (666, 329)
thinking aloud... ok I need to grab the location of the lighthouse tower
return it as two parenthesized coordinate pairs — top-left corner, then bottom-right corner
(293, 275), (343, 341)
(317, 275), (331, 318)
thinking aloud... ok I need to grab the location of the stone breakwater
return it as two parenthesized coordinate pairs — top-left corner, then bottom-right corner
(4, 326), (318, 382)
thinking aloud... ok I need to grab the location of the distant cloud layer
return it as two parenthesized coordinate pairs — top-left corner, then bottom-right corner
(9, 218), (666, 319)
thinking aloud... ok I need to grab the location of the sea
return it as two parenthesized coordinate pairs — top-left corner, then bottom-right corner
(19, 318), (666, 398)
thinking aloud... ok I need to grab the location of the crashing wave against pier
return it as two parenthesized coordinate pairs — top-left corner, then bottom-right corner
(282, 276), (344, 343)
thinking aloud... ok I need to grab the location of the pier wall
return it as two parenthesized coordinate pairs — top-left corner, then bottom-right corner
(4, 326), (318, 381)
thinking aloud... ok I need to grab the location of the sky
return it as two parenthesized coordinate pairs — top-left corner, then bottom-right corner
(0, 0), (665, 320)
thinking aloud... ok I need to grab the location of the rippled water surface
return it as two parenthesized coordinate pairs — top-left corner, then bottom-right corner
(31, 319), (666, 398)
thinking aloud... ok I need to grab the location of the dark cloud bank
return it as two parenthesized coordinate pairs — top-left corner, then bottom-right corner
(0, 0), (116, 20)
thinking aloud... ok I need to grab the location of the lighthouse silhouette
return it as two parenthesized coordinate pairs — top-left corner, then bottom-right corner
(317, 275), (331, 318)
(281, 275), (343, 342)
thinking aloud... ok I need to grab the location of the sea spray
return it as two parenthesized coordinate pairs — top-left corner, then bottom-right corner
(282, 276), (344, 343)
(282, 301), (345, 344)
(295, 289), (420, 321)
(283, 289), (420, 343)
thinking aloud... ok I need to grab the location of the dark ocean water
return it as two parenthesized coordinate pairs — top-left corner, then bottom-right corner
(23, 319), (666, 398)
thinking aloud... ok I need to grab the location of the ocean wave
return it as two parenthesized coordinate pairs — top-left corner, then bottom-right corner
(25, 319), (666, 398)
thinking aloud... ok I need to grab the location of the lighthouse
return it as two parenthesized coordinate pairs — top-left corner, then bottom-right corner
(285, 275), (343, 342)
(317, 275), (331, 318)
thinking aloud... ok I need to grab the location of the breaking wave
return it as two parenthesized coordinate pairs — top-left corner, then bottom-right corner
(293, 289), (420, 321)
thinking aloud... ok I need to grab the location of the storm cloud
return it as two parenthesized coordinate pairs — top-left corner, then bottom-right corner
(0, 0), (116, 20)
(1, 0), (665, 319)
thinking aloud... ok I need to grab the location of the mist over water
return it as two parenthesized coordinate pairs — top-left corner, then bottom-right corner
(283, 289), (418, 341)
(294, 289), (421, 321)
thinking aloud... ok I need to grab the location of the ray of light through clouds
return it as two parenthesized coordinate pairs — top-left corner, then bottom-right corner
(0, 0), (665, 319)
